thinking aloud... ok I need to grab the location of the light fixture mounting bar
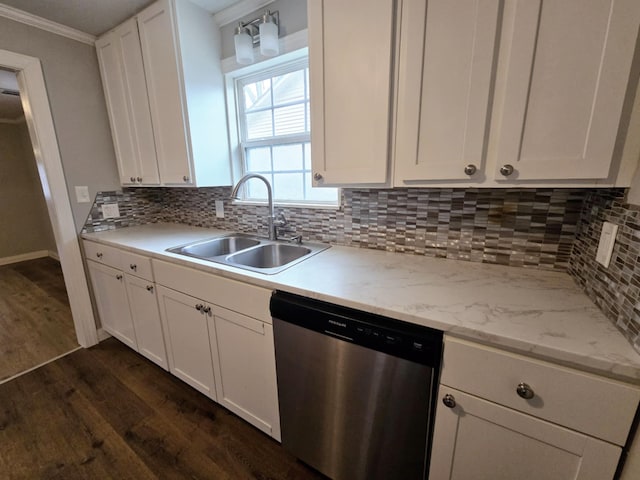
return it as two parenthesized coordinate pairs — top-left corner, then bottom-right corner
(238, 10), (279, 45)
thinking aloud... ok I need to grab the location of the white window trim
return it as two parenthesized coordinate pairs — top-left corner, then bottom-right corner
(224, 42), (340, 209)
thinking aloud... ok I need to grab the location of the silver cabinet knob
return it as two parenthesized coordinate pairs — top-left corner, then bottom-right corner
(116, 274), (123, 280)
(146, 285), (154, 292)
(442, 393), (456, 408)
(130, 176), (136, 182)
(202, 306), (212, 316)
(183, 175), (190, 182)
(464, 164), (477, 176)
(137, 176), (142, 182)
(129, 264), (137, 271)
(500, 164), (514, 177)
(96, 252), (103, 259)
(313, 173), (323, 181)
(516, 382), (535, 399)
(195, 304), (203, 311)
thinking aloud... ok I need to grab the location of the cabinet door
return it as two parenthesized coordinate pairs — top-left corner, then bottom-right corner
(117, 19), (160, 186)
(87, 261), (137, 349)
(137, 0), (193, 186)
(308, 0), (394, 185)
(493, 0), (640, 180)
(395, 0), (501, 183)
(156, 286), (216, 399)
(124, 275), (167, 370)
(209, 306), (280, 440)
(429, 386), (621, 480)
(95, 31), (138, 186)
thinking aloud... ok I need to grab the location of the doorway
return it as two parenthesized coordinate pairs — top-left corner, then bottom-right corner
(0, 49), (98, 363)
(0, 69), (79, 382)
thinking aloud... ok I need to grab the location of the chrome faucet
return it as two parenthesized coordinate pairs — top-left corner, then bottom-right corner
(230, 173), (278, 240)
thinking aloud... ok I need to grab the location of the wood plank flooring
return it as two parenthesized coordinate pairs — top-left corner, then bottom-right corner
(0, 338), (326, 480)
(0, 257), (78, 382)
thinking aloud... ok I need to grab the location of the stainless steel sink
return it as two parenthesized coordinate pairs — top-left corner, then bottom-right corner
(168, 236), (260, 259)
(227, 244), (312, 269)
(166, 233), (329, 274)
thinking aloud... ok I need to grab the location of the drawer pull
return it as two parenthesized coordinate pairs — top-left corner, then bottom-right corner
(146, 285), (154, 292)
(130, 264), (137, 271)
(442, 394), (456, 409)
(516, 382), (535, 400)
(195, 304), (203, 311)
(96, 252), (103, 259)
(202, 306), (212, 316)
(116, 274), (123, 280)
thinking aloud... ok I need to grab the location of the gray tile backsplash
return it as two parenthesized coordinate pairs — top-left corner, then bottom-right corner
(82, 186), (640, 351)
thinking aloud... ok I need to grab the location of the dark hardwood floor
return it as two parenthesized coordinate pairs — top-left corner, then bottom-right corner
(0, 257), (78, 382)
(0, 337), (326, 479)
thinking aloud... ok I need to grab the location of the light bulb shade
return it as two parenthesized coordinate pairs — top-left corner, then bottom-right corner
(234, 30), (254, 65)
(259, 21), (279, 57)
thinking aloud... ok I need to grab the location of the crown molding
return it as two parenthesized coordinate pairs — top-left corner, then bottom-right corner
(214, 0), (276, 27)
(0, 4), (96, 45)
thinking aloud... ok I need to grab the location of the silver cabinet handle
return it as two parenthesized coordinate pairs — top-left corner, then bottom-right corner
(202, 306), (212, 316)
(129, 264), (137, 271)
(130, 176), (135, 182)
(516, 382), (535, 399)
(195, 304), (203, 311)
(96, 252), (103, 259)
(500, 164), (514, 177)
(313, 173), (323, 181)
(136, 176), (142, 182)
(183, 175), (190, 182)
(146, 285), (154, 292)
(116, 274), (123, 280)
(442, 394), (456, 408)
(464, 164), (477, 176)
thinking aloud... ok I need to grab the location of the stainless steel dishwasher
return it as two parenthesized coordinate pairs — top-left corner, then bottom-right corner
(271, 291), (443, 480)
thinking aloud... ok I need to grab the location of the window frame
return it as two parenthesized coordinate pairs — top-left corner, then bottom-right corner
(224, 49), (339, 208)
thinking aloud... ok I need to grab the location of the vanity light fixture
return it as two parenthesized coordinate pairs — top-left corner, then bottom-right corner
(233, 10), (280, 65)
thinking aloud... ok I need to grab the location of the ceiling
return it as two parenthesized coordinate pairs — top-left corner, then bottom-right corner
(0, 0), (240, 36)
(0, 68), (22, 121)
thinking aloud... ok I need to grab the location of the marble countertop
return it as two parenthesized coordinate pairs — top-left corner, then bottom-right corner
(82, 223), (640, 383)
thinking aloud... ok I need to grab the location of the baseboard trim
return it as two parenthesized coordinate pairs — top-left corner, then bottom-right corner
(0, 250), (50, 266)
(97, 328), (111, 342)
(48, 250), (60, 261)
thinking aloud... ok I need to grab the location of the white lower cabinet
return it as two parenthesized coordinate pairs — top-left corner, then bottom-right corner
(86, 260), (137, 349)
(209, 306), (280, 441)
(124, 274), (167, 370)
(429, 337), (640, 480)
(156, 286), (217, 399)
(430, 385), (621, 480)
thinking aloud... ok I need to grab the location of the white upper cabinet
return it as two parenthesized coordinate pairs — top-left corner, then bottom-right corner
(308, 0), (395, 186)
(491, 0), (640, 182)
(96, 0), (231, 187)
(395, 0), (502, 183)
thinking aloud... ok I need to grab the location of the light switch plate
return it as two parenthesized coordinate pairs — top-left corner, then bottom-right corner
(101, 203), (120, 219)
(596, 221), (618, 268)
(75, 186), (91, 203)
(215, 200), (224, 218)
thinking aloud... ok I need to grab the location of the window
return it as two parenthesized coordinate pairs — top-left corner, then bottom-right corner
(233, 58), (338, 205)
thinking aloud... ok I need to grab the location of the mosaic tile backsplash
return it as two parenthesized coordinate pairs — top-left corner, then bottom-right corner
(84, 187), (587, 271)
(569, 189), (640, 352)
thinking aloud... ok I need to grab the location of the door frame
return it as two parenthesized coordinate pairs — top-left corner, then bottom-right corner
(0, 48), (98, 347)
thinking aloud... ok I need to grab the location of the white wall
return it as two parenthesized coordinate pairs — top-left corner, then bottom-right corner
(0, 16), (120, 231)
(0, 121), (57, 258)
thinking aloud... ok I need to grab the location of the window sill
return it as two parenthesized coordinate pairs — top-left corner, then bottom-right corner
(231, 199), (341, 211)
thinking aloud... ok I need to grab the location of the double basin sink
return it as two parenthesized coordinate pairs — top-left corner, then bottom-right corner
(167, 233), (330, 275)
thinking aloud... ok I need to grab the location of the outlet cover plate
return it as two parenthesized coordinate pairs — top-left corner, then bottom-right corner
(75, 186), (90, 203)
(215, 200), (224, 218)
(101, 203), (120, 219)
(596, 221), (618, 268)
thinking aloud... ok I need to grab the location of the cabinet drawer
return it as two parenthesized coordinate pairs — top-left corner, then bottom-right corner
(120, 250), (154, 281)
(441, 336), (640, 445)
(83, 240), (122, 269)
(153, 260), (272, 323)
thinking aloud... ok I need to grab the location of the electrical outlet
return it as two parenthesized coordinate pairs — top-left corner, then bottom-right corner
(75, 186), (91, 203)
(101, 203), (120, 219)
(215, 200), (224, 218)
(596, 221), (618, 268)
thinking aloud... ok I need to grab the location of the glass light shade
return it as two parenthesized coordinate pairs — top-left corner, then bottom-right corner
(234, 30), (254, 65)
(259, 20), (279, 57)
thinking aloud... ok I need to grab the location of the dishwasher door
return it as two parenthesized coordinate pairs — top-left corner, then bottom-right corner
(273, 296), (440, 480)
